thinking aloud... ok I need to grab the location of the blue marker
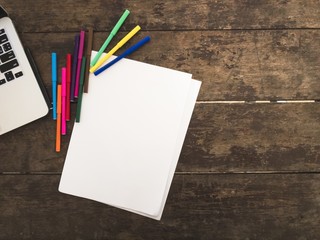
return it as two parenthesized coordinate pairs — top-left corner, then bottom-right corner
(51, 52), (57, 119)
(94, 36), (151, 76)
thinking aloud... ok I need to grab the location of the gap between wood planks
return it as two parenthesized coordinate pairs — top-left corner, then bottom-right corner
(175, 171), (320, 174)
(197, 100), (319, 104)
(1, 171), (320, 175)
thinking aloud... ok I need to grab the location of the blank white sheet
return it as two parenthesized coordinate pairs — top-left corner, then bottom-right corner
(59, 51), (201, 220)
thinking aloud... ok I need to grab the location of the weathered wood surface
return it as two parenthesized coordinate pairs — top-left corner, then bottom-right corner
(0, 0), (319, 239)
(2, 1), (320, 31)
(0, 174), (319, 240)
(16, 30), (320, 101)
(1, 103), (320, 173)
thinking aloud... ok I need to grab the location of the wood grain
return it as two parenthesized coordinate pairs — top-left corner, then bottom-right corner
(0, 174), (319, 240)
(0, 1), (319, 238)
(1, 103), (320, 173)
(2, 0), (320, 32)
(14, 30), (320, 101)
(181, 103), (320, 172)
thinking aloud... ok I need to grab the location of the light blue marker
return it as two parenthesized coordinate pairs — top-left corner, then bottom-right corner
(51, 52), (57, 120)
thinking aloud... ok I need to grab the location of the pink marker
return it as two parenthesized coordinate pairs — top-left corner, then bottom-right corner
(74, 30), (85, 98)
(66, 54), (72, 121)
(61, 67), (67, 135)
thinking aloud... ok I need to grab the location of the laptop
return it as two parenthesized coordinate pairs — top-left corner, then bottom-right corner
(0, 6), (50, 135)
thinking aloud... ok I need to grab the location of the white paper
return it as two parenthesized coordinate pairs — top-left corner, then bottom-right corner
(59, 51), (201, 220)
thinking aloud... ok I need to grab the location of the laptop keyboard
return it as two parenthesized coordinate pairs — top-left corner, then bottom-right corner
(0, 28), (23, 85)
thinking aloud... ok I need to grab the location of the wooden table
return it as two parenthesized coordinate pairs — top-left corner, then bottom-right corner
(1, 1), (320, 239)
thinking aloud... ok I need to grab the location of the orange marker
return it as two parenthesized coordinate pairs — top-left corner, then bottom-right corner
(56, 85), (62, 152)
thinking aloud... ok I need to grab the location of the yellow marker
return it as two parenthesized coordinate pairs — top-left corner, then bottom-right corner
(90, 25), (141, 73)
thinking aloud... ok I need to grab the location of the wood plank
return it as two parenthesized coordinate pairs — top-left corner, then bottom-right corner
(1, 1), (318, 239)
(181, 103), (320, 172)
(1, 103), (320, 173)
(17, 30), (320, 101)
(0, 174), (319, 239)
(2, 0), (320, 32)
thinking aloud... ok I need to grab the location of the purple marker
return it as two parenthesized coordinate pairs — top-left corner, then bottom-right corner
(74, 30), (85, 98)
(70, 34), (80, 101)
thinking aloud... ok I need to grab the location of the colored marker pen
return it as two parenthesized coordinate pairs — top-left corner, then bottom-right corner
(51, 52), (57, 119)
(61, 67), (67, 135)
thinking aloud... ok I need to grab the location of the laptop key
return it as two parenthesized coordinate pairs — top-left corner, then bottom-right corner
(0, 46), (3, 54)
(15, 71), (23, 78)
(5, 71), (14, 81)
(0, 79), (5, 85)
(2, 42), (11, 52)
(0, 34), (8, 44)
(0, 29), (4, 35)
(0, 50), (15, 63)
(0, 59), (19, 73)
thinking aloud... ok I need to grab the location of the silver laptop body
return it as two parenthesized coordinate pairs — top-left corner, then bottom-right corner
(0, 6), (49, 135)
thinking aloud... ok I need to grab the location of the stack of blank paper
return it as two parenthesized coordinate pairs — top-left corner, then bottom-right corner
(59, 51), (201, 220)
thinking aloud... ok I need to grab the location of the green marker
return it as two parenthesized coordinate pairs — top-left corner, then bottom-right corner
(90, 9), (130, 67)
